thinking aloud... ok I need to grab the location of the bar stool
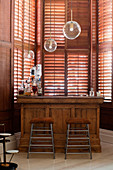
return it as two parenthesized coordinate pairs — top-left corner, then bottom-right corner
(65, 118), (92, 159)
(27, 117), (55, 159)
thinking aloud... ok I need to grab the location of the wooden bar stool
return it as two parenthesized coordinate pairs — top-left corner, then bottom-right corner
(65, 118), (92, 159)
(27, 117), (55, 159)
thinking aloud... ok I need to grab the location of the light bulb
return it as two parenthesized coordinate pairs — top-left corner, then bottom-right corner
(28, 53), (31, 59)
(49, 40), (52, 49)
(70, 22), (74, 31)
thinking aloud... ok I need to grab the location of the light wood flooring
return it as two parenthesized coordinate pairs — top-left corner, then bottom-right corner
(2, 142), (113, 170)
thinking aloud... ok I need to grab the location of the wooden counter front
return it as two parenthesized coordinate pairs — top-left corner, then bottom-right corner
(17, 96), (104, 152)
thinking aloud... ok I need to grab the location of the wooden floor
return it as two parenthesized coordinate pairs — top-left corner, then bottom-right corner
(2, 142), (113, 170)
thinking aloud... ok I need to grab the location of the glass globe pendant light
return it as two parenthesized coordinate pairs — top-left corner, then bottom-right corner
(63, 0), (81, 40)
(44, 0), (57, 52)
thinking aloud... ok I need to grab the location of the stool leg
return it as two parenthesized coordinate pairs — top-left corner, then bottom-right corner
(87, 124), (92, 159)
(50, 123), (55, 159)
(27, 123), (33, 159)
(65, 123), (70, 159)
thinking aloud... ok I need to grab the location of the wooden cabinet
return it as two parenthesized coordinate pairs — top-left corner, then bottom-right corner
(17, 96), (103, 152)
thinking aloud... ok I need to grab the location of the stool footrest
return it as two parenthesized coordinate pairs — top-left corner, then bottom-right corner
(30, 144), (52, 146)
(29, 152), (54, 154)
(31, 137), (52, 139)
(67, 145), (90, 147)
(67, 152), (90, 154)
(67, 147), (89, 150)
(68, 137), (89, 139)
(32, 129), (51, 132)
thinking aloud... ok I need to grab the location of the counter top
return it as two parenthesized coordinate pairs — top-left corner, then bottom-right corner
(17, 95), (104, 104)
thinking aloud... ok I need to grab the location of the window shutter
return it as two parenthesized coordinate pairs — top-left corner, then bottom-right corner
(44, 0), (65, 96)
(44, 0), (65, 48)
(14, 48), (23, 101)
(44, 51), (65, 95)
(67, 51), (89, 96)
(14, 0), (35, 101)
(98, 0), (112, 101)
(67, 0), (90, 49)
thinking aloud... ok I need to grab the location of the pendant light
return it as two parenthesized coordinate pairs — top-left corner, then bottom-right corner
(63, 0), (81, 40)
(25, 0), (34, 60)
(44, 0), (57, 52)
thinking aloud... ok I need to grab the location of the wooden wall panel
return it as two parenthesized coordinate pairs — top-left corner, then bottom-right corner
(0, 0), (11, 42)
(0, 0), (14, 133)
(100, 106), (113, 131)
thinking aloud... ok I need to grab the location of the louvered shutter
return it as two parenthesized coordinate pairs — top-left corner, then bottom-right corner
(44, 0), (65, 95)
(67, 0), (90, 49)
(44, 51), (65, 95)
(98, 0), (112, 101)
(44, 0), (65, 48)
(14, 48), (23, 101)
(14, 0), (35, 101)
(67, 51), (89, 96)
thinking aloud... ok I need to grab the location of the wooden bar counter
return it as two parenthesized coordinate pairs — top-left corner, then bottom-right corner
(17, 96), (104, 152)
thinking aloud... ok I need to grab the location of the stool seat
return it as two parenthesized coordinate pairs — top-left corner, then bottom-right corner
(6, 150), (19, 154)
(66, 118), (91, 124)
(30, 117), (54, 124)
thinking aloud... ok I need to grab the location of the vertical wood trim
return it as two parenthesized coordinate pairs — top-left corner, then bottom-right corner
(22, 0), (25, 79)
(46, 106), (49, 117)
(71, 107), (75, 118)
(88, 0), (91, 93)
(112, 0), (113, 103)
(65, 50), (67, 96)
(97, 106), (100, 137)
(35, 0), (37, 65)
(42, 0), (45, 95)
(65, 0), (67, 50)
(96, 0), (99, 92)
(11, 0), (14, 105)
(21, 104), (24, 137)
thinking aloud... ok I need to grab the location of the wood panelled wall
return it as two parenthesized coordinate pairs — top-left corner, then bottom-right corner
(0, 0), (14, 132)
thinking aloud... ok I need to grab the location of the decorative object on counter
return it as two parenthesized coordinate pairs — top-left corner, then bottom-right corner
(44, 0), (57, 52)
(96, 91), (101, 97)
(89, 88), (94, 97)
(32, 79), (37, 95)
(18, 64), (42, 96)
(30, 64), (42, 96)
(37, 77), (42, 96)
(24, 77), (31, 96)
(30, 66), (36, 78)
(18, 80), (25, 95)
(63, 0), (81, 40)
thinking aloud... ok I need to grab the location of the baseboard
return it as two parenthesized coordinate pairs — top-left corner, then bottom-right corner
(100, 128), (113, 144)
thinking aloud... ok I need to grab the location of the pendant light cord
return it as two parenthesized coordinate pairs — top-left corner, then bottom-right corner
(71, 0), (72, 21)
(50, 0), (51, 39)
